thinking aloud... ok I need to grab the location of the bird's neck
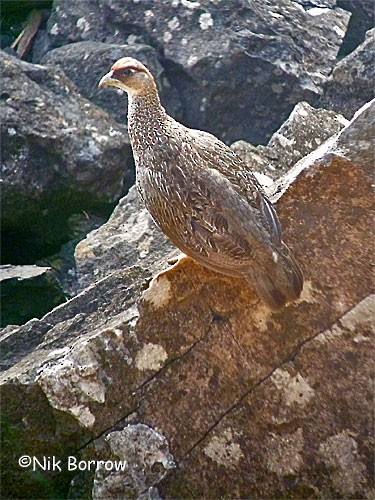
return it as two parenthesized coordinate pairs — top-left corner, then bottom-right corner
(127, 90), (169, 148)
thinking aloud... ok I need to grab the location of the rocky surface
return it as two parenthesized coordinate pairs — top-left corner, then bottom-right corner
(333, 98), (375, 167)
(0, 265), (66, 327)
(45, 0), (350, 144)
(337, 0), (375, 56)
(294, 0), (374, 58)
(74, 186), (176, 292)
(160, 295), (374, 499)
(231, 101), (348, 179)
(293, 0), (337, 8)
(320, 27), (375, 118)
(1, 49), (132, 263)
(1, 1), (374, 497)
(1, 100), (373, 499)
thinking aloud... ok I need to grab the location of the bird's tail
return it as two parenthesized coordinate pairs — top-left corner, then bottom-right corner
(246, 243), (303, 310)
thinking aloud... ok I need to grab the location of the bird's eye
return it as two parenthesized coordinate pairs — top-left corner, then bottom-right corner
(122, 68), (134, 77)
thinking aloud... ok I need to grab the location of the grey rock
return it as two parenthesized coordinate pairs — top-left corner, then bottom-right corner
(1, 50), (132, 263)
(337, 0), (375, 56)
(41, 41), (182, 126)
(293, 0), (337, 8)
(0, 264), (52, 281)
(266, 101), (347, 166)
(231, 140), (276, 184)
(74, 186), (176, 291)
(0, 324), (19, 340)
(31, 26), (54, 63)
(320, 28), (375, 118)
(273, 98), (374, 202)
(335, 98), (375, 168)
(46, 0), (350, 144)
(92, 424), (175, 499)
(137, 486), (163, 500)
(232, 101), (348, 179)
(0, 267), (151, 499)
(0, 265), (66, 327)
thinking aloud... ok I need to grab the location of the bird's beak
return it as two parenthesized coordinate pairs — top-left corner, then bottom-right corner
(98, 70), (116, 88)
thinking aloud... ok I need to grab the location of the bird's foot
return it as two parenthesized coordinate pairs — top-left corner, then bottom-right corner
(166, 252), (193, 267)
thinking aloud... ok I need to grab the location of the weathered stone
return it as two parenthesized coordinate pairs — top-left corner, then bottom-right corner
(35, 211), (107, 298)
(0, 265), (66, 327)
(1, 99), (373, 498)
(320, 28), (375, 118)
(46, 0), (350, 144)
(74, 186), (176, 291)
(293, 0), (337, 8)
(159, 295), (374, 498)
(92, 424), (175, 499)
(41, 41), (182, 126)
(334, 98), (375, 167)
(230, 140), (276, 184)
(0, 50), (132, 263)
(273, 99), (375, 200)
(231, 101), (348, 179)
(337, 0), (375, 56)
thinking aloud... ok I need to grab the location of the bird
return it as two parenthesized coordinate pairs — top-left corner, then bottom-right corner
(98, 57), (303, 310)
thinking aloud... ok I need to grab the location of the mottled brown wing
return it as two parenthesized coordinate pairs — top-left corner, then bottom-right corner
(188, 128), (282, 245)
(163, 164), (254, 266)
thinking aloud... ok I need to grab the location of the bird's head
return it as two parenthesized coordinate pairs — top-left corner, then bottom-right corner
(98, 57), (156, 96)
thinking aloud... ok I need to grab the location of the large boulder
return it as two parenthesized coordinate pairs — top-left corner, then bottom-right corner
(0, 50), (132, 263)
(337, 0), (374, 56)
(45, 0), (350, 144)
(74, 186), (176, 291)
(320, 27), (375, 118)
(1, 100), (373, 498)
(0, 265), (66, 327)
(231, 101), (348, 179)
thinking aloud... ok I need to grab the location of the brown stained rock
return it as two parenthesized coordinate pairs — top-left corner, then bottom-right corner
(1, 101), (374, 498)
(278, 154), (373, 312)
(116, 146), (374, 455)
(158, 295), (374, 499)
